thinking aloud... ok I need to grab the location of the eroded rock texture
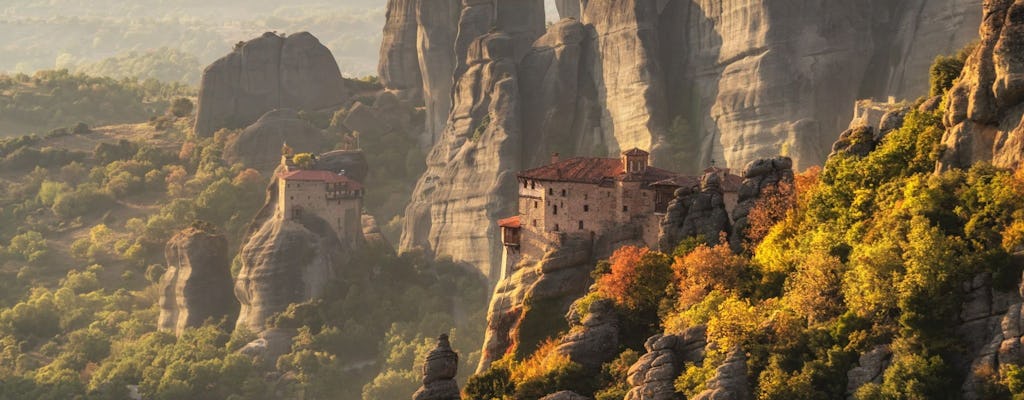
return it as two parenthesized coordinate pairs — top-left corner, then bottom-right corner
(417, 0), (461, 147)
(939, 0), (1024, 171)
(518, 18), (591, 166)
(478, 235), (594, 372)
(413, 334), (461, 400)
(660, 171), (731, 250)
(380, 0), (423, 97)
(158, 226), (238, 336)
(233, 173), (357, 333)
(555, 297), (620, 372)
(692, 349), (751, 400)
(959, 269), (1024, 399)
(540, 391), (589, 400)
(728, 157), (794, 250)
(846, 345), (892, 398)
(625, 328), (707, 400)
(400, 32), (523, 280)
(222, 109), (325, 173)
(194, 32), (348, 137)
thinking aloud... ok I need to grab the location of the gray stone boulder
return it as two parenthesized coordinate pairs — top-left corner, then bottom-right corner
(846, 345), (892, 398)
(413, 334), (461, 400)
(540, 391), (590, 400)
(660, 171), (731, 249)
(692, 349), (751, 400)
(625, 327), (707, 400)
(158, 226), (239, 336)
(222, 109), (324, 172)
(194, 32), (347, 137)
(555, 297), (620, 372)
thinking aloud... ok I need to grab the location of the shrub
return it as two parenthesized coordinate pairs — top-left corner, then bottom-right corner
(168, 97), (193, 118)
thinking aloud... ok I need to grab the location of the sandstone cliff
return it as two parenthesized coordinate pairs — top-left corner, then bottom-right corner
(158, 225), (238, 336)
(417, 0), (461, 148)
(939, 0), (1024, 171)
(193, 32), (348, 137)
(400, 32), (523, 280)
(379, 0), (423, 98)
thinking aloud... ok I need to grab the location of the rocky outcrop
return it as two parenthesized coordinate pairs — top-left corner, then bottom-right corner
(416, 0), (461, 147)
(728, 157), (794, 250)
(555, 297), (620, 372)
(478, 234), (594, 372)
(158, 226), (238, 336)
(846, 345), (892, 398)
(194, 32), (348, 137)
(518, 19), (591, 167)
(234, 178), (355, 333)
(453, 0), (546, 82)
(379, 0), (423, 97)
(400, 32), (523, 280)
(222, 109), (325, 172)
(958, 269), (1024, 399)
(540, 391), (589, 400)
(939, 0), (1024, 171)
(413, 334), (461, 400)
(625, 328), (707, 400)
(660, 171), (731, 250)
(692, 349), (751, 400)
(238, 327), (295, 368)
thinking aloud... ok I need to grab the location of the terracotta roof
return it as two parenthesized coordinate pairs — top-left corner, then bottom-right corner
(498, 216), (521, 229)
(279, 169), (363, 190)
(622, 148), (649, 156)
(518, 157), (675, 184)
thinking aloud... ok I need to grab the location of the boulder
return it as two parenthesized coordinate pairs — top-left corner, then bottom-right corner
(555, 298), (620, 372)
(845, 345), (892, 397)
(342, 102), (393, 137)
(660, 171), (731, 249)
(624, 327), (707, 400)
(540, 391), (590, 400)
(692, 349), (751, 400)
(194, 32), (347, 137)
(238, 328), (295, 368)
(158, 225), (238, 336)
(222, 109), (324, 172)
(412, 334), (461, 400)
(729, 157), (794, 251)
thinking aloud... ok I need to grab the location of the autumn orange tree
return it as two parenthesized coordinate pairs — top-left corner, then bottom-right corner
(595, 246), (673, 316)
(672, 242), (754, 310)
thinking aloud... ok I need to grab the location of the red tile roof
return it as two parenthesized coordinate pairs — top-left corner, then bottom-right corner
(279, 169), (363, 190)
(518, 157), (676, 184)
(498, 216), (521, 228)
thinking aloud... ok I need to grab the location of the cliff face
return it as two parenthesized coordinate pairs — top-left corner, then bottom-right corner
(158, 227), (238, 336)
(379, 0), (423, 97)
(939, 0), (1024, 171)
(193, 32), (348, 137)
(400, 32), (523, 280)
(417, 0), (461, 147)
(222, 109), (325, 173)
(393, 0), (981, 280)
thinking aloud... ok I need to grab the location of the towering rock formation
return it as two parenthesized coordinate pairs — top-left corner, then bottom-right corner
(581, 0), (668, 157)
(939, 0), (1024, 171)
(193, 32), (348, 137)
(400, 32), (523, 280)
(416, 0), (461, 147)
(517, 18), (592, 167)
(158, 225), (238, 336)
(222, 109), (325, 173)
(413, 334), (461, 400)
(453, 0), (546, 81)
(554, 297), (620, 372)
(379, 0), (423, 97)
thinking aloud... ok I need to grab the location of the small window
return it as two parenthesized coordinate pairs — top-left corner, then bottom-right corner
(532, 219), (537, 227)
(549, 188), (554, 195)
(578, 221), (584, 230)
(623, 206), (629, 212)
(290, 196), (294, 200)
(553, 205), (558, 215)
(523, 181), (528, 188)
(534, 201), (538, 208)
(554, 224), (560, 232)
(531, 181), (535, 189)
(561, 189), (566, 197)
(584, 205), (589, 212)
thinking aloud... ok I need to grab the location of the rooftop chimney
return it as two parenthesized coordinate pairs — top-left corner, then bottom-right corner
(551, 152), (560, 164)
